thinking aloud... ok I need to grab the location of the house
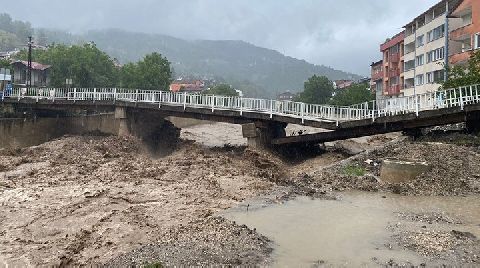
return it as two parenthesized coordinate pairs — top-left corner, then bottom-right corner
(277, 91), (296, 101)
(449, 0), (480, 65)
(333, 80), (354, 90)
(169, 79), (205, 92)
(0, 68), (12, 92)
(12, 60), (51, 87)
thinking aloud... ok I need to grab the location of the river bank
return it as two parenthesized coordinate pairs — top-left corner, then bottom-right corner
(0, 122), (479, 266)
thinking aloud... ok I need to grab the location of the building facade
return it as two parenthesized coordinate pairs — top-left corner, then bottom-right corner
(380, 32), (405, 98)
(402, 0), (462, 96)
(370, 60), (383, 100)
(277, 91), (296, 101)
(449, 0), (480, 65)
(12, 61), (51, 87)
(169, 79), (205, 92)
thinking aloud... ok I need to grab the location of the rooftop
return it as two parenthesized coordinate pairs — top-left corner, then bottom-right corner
(12, 61), (51, 71)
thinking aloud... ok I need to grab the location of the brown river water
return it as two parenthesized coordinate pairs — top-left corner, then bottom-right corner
(223, 191), (480, 267)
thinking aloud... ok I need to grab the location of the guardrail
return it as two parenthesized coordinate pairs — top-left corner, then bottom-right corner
(1, 85), (479, 124)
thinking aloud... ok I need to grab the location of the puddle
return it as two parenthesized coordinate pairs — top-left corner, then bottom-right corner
(223, 191), (480, 267)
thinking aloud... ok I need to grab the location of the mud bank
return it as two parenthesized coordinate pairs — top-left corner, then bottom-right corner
(1, 122), (479, 266)
(0, 135), (282, 266)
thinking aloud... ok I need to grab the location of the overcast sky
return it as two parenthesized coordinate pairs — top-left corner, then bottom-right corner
(2, 0), (440, 76)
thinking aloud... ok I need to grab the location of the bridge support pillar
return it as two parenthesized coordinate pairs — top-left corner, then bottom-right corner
(242, 121), (286, 149)
(115, 107), (129, 136)
(466, 111), (480, 134)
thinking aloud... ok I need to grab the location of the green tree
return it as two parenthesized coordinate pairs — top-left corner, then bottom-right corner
(0, 30), (21, 51)
(442, 50), (480, 89)
(330, 82), (374, 106)
(0, 58), (10, 68)
(295, 75), (334, 104)
(120, 52), (171, 90)
(15, 43), (119, 87)
(136, 52), (171, 90)
(203, 84), (239, 96)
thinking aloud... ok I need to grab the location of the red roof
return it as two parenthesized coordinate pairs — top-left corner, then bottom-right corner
(13, 61), (51, 71)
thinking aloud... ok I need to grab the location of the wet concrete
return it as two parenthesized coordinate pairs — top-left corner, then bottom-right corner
(223, 191), (480, 267)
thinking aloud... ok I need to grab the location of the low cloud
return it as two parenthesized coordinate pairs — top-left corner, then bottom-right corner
(4, 0), (439, 75)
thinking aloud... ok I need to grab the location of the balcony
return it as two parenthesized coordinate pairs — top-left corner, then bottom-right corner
(450, 51), (472, 65)
(450, 23), (474, 41)
(390, 53), (400, 63)
(371, 71), (384, 81)
(389, 68), (401, 77)
(384, 84), (401, 96)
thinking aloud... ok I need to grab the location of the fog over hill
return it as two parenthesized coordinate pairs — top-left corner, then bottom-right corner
(38, 28), (361, 98)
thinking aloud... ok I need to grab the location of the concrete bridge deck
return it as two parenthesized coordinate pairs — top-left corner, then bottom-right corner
(1, 85), (480, 148)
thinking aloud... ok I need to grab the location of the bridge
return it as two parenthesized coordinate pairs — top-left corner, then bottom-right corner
(1, 85), (480, 149)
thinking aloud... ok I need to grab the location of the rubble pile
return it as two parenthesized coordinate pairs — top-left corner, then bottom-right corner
(285, 140), (480, 196)
(0, 135), (280, 266)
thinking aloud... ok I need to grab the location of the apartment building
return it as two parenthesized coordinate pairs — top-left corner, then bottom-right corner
(380, 32), (405, 98)
(402, 0), (462, 96)
(449, 0), (480, 65)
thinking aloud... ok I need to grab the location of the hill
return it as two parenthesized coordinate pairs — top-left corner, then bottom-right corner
(2, 12), (361, 98)
(86, 30), (361, 97)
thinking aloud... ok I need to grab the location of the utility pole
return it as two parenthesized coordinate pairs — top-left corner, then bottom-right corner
(27, 36), (33, 89)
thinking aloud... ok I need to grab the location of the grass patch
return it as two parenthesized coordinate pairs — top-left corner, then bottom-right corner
(343, 164), (366, 176)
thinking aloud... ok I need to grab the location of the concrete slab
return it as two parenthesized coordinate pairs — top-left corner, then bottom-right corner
(380, 159), (431, 183)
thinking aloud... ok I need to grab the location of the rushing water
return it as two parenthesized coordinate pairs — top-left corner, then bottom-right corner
(223, 191), (480, 267)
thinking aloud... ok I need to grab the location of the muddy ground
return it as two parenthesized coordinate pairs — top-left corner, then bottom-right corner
(0, 122), (479, 266)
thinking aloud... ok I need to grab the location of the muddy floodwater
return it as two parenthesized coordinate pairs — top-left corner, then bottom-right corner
(223, 191), (480, 267)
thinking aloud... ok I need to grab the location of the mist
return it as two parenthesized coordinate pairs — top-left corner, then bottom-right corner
(3, 0), (439, 75)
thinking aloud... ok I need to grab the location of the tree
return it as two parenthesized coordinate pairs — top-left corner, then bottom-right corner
(203, 84), (238, 96)
(0, 30), (21, 51)
(0, 58), (10, 68)
(137, 52), (171, 90)
(295, 75), (334, 104)
(442, 50), (480, 89)
(120, 52), (172, 90)
(15, 43), (119, 87)
(330, 82), (374, 106)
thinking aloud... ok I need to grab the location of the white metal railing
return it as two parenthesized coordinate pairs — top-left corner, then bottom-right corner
(1, 85), (479, 124)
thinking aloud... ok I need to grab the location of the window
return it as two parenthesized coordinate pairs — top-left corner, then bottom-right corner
(462, 37), (472, 52)
(390, 76), (399, 86)
(462, 13), (473, 27)
(475, 33), (480, 49)
(416, 35), (424, 47)
(426, 47), (445, 63)
(433, 70), (445, 83)
(404, 60), (415, 71)
(416, 54), (424, 66)
(415, 74), (424, 86)
(427, 25), (445, 43)
(390, 44), (399, 54)
(427, 31), (433, 43)
(426, 72), (434, 83)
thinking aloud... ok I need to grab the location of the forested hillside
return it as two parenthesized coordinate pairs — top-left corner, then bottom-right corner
(2, 13), (361, 98)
